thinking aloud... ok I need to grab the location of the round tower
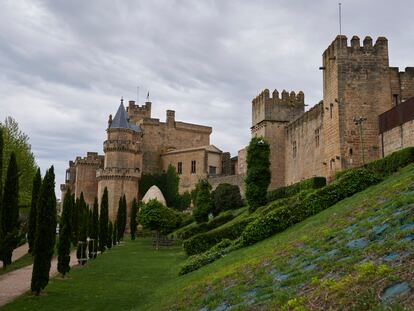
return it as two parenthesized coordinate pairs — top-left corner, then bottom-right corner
(97, 99), (143, 223)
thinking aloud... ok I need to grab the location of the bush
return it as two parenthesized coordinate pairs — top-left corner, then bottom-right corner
(179, 239), (234, 275)
(183, 216), (255, 256)
(178, 212), (235, 240)
(241, 168), (380, 246)
(193, 179), (213, 223)
(211, 183), (243, 216)
(266, 176), (326, 203)
(365, 147), (414, 177)
(245, 137), (271, 212)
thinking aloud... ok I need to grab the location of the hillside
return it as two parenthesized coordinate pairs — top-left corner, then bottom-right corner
(145, 164), (414, 310)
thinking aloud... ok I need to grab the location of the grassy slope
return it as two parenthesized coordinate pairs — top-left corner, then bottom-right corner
(145, 165), (414, 310)
(2, 239), (185, 311)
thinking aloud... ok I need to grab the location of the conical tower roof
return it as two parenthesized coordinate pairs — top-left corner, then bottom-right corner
(110, 100), (141, 132)
(142, 185), (167, 206)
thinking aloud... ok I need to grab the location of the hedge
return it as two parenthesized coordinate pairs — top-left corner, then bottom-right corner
(183, 216), (255, 256)
(179, 239), (234, 275)
(267, 176), (326, 203)
(177, 212), (235, 240)
(241, 168), (380, 246)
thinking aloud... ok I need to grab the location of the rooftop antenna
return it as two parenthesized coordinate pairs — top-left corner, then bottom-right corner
(146, 91), (150, 102)
(339, 2), (342, 37)
(137, 86), (139, 104)
(121, 96), (124, 105)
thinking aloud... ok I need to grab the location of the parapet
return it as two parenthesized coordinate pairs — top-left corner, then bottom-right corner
(126, 100), (152, 121)
(252, 89), (305, 107)
(74, 152), (104, 167)
(323, 35), (388, 60)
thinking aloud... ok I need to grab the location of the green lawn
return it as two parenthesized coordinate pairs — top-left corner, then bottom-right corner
(2, 239), (186, 311)
(0, 253), (32, 276)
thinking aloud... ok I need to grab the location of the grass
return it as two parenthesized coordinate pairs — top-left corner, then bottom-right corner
(2, 239), (185, 311)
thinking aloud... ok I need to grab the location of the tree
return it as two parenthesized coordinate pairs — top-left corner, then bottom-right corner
(112, 221), (117, 246)
(0, 128), (3, 231)
(0, 152), (20, 268)
(245, 137), (271, 212)
(71, 194), (79, 246)
(107, 221), (113, 249)
(28, 168), (41, 254)
(76, 194), (88, 265)
(193, 179), (213, 223)
(177, 191), (191, 211)
(31, 166), (57, 295)
(99, 188), (109, 252)
(116, 194), (126, 241)
(138, 199), (180, 250)
(1, 117), (37, 207)
(89, 197), (99, 259)
(57, 190), (72, 277)
(164, 164), (180, 207)
(211, 183), (243, 216)
(130, 198), (138, 240)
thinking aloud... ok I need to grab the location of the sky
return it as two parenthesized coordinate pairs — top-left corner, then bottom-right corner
(1, 0), (414, 196)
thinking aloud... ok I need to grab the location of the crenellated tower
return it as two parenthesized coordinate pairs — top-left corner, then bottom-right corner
(322, 35), (393, 178)
(97, 100), (143, 223)
(251, 89), (305, 189)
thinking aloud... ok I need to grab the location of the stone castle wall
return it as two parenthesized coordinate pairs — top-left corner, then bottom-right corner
(208, 174), (246, 197)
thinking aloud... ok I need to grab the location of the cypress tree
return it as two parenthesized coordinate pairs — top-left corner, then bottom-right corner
(130, 198), (138, 240)
(76, 195), (88, 265)
(116, 195), (127, 241)
(89, 197), (99, 259)
(31, 166), (57, 295)
(57, 190), (72, 277)
(99, 188), (108, 252)
(71, 193), (79, 246)
(0, 128), (4, 235)
(107, 221), (113, 249)
(112, 221), (117, 246)
(245, 137), (271, 212)
(0, 152), (20, 267)
(28, 168), (41, 254)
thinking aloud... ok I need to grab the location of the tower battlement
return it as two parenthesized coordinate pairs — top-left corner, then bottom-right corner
(323, 35), (388, 61)
(74, 152), (104, 167)
(252, 89), (304, 107)
(127, 100), (152, 123)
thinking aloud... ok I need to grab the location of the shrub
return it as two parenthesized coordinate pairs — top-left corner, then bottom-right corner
(365, 147), (414, 177)
(178, 212), (235, 240)
(267, 176), (326, 203)
(28, 168), (42, 254)
(245, 137), (271, 212)
(193, 179), (213, 223)
(241, 168), (380, 246)
(183, 216), (255, 256)
(211, 183), (243, 216)
(99, 188), (109, 252)
(130, 198), (138, 240)
(179, 239), (233, 275)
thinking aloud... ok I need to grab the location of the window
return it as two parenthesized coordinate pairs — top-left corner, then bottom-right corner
(177, 162), (182, 175)
(293, 141), (297, 159)
(209, 166), (216, 176)
(191, 160), (196, 174)
(315, 129), (320, 147)
(393, 94), (399, 106)
(349, 148), (353, 156)
(330, 103), (333, 118)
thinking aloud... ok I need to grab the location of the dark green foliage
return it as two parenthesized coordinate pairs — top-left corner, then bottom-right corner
(193, 179), (213, 223)
(0, 152), (20, 267)
(177, 191), (191, 211)
(1, 117), (37, 207)
(241, 168), (380, 246)
(366, 147), (414, 177)
(178, 212), (235, 240)
(116, 194), (127, 241)
(107, 222), (113, 249)
(113, 221), (117, 246)
(183, 216), (255, 256)
(57, 190), (72, 276)
(138, 199), (181, 250)
(130, 198), (138, 240)
(179, 214), (194, 228)
(71, 193), (80, 246)
(245, 137), (271, 212)
(76, 193), (89, 265)
(99, 188), (109, 252)
(31, 166), (57, 294)
(267, 176), (326, 202)
(88, 198), (99, 259)
(211, 183), (243, 216)
(28, 168), (41, 254)
(179, 239), (235, 275)
(139, 165), (182, 209)
(0, 128), (3, 232)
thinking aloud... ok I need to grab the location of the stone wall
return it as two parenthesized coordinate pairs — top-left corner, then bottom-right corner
(285, 102), (324, 185)
(208, 174), (246, 197)
(381, 119), (414, 156)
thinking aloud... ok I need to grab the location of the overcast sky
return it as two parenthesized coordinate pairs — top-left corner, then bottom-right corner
(1, 0), (414, 196)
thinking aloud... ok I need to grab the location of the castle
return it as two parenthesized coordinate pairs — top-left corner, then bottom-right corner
(61, 100), (226, 222)
(61, 34), (414, 222)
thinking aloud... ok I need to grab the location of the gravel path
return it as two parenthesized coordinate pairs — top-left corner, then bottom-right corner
(0, 249), (78, 307)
